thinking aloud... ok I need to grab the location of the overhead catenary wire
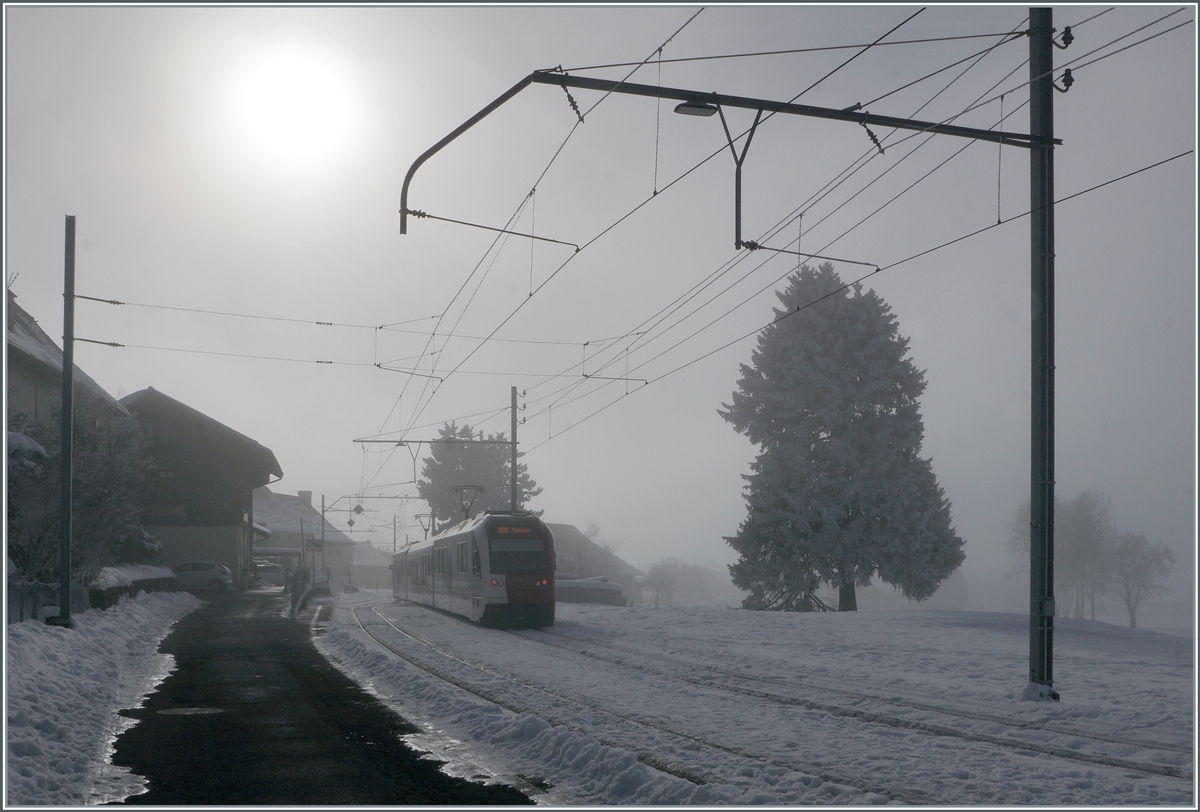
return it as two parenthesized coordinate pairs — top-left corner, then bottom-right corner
(412, 7), (920, 422)
(572, 17), (1030, 390)
(523, 13), (1152, 414)
(390, 8), (710, 445)
(365, 8), (708, 493)
(388, 7), (1185, 474)
(951, 8), (1192, 123)
(429, 5), (929, 397)
(522, 150), (1193, 450)
(520, 64), (1028, 426)
(441, 8), (961, 424)
(493, 9), (957, 422)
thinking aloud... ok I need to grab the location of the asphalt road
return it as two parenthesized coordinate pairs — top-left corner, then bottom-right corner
(109, 588), (532, 805)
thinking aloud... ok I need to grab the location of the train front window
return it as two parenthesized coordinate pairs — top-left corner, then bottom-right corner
(488, 537), (547, 574)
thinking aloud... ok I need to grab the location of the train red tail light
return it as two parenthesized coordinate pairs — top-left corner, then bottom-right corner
(491, 579), (498, 585)
(541, 579), (548, 585)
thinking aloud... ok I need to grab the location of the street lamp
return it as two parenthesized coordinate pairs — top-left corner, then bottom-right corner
(674, 100), (717, 117)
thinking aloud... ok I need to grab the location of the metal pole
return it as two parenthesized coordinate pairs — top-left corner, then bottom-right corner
(321, 495), (326, 585)
(1028, 7), (1058, 700)
(49, 216), (75, 627)
(511, 386), (518, 512)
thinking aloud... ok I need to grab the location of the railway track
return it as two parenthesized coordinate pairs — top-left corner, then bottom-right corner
(512, 625), (1193, 780)
(347, 604), (943, 804)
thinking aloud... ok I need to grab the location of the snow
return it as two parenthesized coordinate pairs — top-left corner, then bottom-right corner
(87, 564), (175, 592)
(317, 591), (1195, 805)
(4, 590), (201, 806)
(6, 431), (48, 459)
(3, 586), (1191, 806)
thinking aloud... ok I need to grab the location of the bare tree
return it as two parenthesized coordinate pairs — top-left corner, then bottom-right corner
(1107, 533), (1175, 628)
(1007, 491), (1114, 620)
(1063, 490), (1116, 620)
(645, 558), (682, 607)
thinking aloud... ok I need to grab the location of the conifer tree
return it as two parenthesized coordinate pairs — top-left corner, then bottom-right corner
(720, 263), (964, 611)
(416, 421), (541, 532)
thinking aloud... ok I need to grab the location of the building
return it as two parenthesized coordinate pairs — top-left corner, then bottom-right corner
(351, 541), (394, 591)
(120, 387), (282, 589)
(252, 488), (355, 590)
(6, 289), (127, 425)
(548, 523), (644, 605)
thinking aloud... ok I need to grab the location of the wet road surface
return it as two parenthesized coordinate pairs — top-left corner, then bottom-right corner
(109, 589), (531, 805)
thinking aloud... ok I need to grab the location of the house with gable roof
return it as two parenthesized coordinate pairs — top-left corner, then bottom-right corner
(120, 387), (282, 589)
(252, 487), (355, 590)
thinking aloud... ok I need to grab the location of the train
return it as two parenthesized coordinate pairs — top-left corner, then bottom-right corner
(393, 510), (555, 627)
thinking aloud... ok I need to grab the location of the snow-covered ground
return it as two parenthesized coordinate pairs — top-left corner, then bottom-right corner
(4, 590), (201, 806)
(317, 590), (1195, 805)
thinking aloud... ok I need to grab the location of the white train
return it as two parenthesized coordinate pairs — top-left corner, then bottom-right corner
(393, 511), (555, 627)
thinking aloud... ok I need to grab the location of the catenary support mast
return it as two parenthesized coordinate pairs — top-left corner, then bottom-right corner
(48, 216), (76, 628)
(1028, 7), (1057, 700)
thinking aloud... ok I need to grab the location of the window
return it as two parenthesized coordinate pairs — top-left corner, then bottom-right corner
(488, 538), (548, 574)
(456, 541), (469, 573)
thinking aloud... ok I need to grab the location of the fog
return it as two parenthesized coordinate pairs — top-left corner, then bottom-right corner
(5, 5), (1194, 617)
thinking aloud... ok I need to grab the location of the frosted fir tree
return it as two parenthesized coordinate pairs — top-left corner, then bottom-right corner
(719, 263), (964, 611)
(416, 421), (542, 533)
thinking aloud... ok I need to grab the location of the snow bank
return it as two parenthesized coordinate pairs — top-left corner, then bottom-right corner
(88, 564), (175, 592)
(5, 590), (201, 805)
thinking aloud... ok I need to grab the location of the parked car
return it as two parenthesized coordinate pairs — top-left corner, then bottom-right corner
(253, 562), (286, 587)
(172, 562), (234, 591)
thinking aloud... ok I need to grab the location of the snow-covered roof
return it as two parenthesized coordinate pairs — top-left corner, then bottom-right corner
(5, 292), (127, 413)
(252, 486), (354, 546)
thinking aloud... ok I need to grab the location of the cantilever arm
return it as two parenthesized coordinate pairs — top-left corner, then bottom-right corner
(400, 70), (1057, 235)
(400, 72), (544, 234)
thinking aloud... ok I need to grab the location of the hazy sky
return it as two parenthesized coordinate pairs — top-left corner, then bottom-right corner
(5, 4), (1195, 606)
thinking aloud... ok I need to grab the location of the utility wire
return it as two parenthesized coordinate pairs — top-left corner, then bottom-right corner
(560, 30), (1032, 72)
(76, 341), (380, 367)
(73, 294), (422, 331)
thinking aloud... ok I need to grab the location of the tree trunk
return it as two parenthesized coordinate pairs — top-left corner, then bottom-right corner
(1127, 604), (1137, 628)
(1089, 593), (1095, 621)
(839, 581), (857, 612)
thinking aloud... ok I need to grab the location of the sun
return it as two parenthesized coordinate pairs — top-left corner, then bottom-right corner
(226, 45), (361, 172)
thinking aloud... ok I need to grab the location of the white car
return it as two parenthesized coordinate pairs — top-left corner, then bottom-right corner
(172, 562), (234, 591)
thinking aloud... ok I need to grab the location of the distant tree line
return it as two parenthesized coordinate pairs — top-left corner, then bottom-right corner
(1007, 489), (1176, 628)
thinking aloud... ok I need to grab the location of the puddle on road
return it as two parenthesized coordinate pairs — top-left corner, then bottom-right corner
(84, 651), (177, 804)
